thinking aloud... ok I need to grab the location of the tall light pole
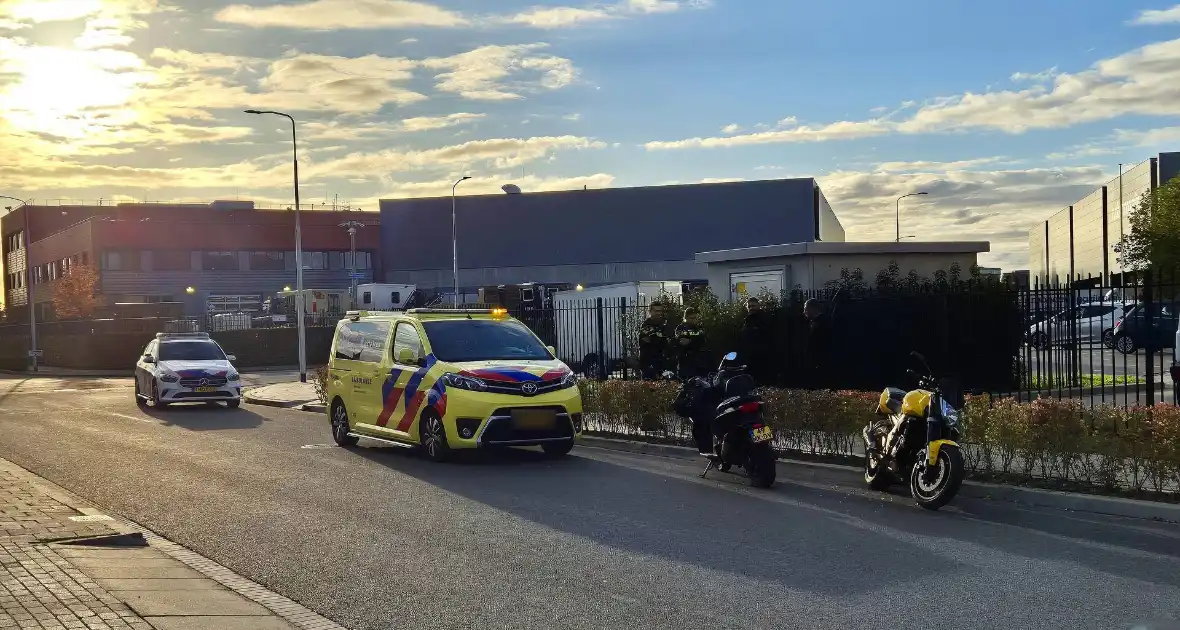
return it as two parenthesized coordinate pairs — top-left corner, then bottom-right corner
(1, 196), (36, 372)
(895, 192), (928, 243)
(451, 176), (471, 305)
(246, 109), (306, 383)
(339, 220), (364, 307)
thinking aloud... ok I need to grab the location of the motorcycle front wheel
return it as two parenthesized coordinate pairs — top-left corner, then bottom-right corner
(746, 444), (777, 488)
(910, 444), (965, 511)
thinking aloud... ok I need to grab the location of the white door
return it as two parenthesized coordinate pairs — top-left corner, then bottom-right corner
(730, 271), (784, 302)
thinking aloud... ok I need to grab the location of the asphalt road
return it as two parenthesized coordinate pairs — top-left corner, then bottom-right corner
(1, 377), (1179, 630)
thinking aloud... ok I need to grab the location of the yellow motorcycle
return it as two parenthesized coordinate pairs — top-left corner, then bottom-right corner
(862, 352), (966, 510)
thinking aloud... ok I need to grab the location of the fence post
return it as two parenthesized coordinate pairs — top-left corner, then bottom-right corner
(619, 296), (628, 380)
(595, 297), (606, 380)
(1144, 269), (1155, 404)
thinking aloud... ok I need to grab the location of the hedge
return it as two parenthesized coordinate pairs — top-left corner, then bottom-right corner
(578, 379), (1180, 501)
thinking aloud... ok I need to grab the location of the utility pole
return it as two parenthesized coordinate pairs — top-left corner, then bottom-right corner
(339, 220), (365, 308)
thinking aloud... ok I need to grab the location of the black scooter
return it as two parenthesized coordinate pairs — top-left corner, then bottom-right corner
(674, 352), (777, 488)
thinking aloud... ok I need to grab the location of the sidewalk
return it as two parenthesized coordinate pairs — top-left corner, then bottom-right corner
(243, 382), (323, 412)
(0, 457), (345, 630)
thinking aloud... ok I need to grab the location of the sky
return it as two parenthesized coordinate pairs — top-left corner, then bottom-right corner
(3, 1), (1180, 270)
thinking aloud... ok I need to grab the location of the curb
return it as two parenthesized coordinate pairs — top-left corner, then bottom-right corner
(577, 435), (1180, 523)
(241, 394), (316, 409)
(300, 403), (326, 413)
(0, 455), (350, 630)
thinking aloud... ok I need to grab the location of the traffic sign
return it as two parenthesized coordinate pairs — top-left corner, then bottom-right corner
(27, 350), (43, 357)
(348, 273), (365, 279)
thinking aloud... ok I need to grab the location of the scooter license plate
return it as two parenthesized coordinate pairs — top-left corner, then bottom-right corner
(750, 426), (774, 443)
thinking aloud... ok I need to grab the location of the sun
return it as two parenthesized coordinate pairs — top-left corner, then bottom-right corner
(0, 38), (150, 140)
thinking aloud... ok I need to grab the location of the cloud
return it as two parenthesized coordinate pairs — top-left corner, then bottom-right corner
(817, 160), (1108, 268)
(0, 0), (160, 24)
(421, 44), (577, 100)
(379, 173), (615, 199)
(501, 0), (700, 28)
(314, 135), (607, 180)
(1130, 3), (1180, 25)
(1010, 67), (1058, 82)
(1046, 124), (1180, 159)
(214, 0), (468, 30)
(720, 123), (741, 134)
(646, 34), (1180, 149)
(400, 112), (485, 131)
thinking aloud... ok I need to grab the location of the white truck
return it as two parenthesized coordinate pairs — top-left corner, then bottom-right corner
(355, 283), (417, 311)
(552, 281), (683, 376)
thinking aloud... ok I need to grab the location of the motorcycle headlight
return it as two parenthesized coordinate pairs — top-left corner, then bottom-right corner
(940, 398), (959, 427)
(441, 373), (487, 392)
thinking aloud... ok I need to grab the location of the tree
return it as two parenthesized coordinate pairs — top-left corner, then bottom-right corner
(1117, 175), (1180, 274)
(53, 263), (101, 319)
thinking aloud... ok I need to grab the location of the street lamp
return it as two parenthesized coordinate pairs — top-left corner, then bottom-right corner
(895, 192), (928, 243)
(0, 195), (36, 372)
(246, 109), (307, 383)
(185, 286), (195, 294)
(339, 220), (365, 307)
(451, 176), (471, 305)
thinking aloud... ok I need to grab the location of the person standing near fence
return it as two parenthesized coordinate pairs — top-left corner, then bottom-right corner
(741, 297), (776, 385)
(637, 302), (673, 379)
(803, 298), (833, 389)
(675, 307), (710, 379)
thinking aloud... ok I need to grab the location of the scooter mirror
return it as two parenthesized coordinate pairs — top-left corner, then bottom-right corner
(723, 351), (738, 361)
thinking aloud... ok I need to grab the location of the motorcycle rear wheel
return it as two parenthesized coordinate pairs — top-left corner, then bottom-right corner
(863, 450), (892, 491)
(747, 445), (776, 488)
(910, 445), (965, 511)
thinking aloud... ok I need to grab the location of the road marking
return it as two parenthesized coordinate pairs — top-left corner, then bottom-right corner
(109, 412), (155, 423)
(301, 444), (336, 449)
(68, 514), (114, 522)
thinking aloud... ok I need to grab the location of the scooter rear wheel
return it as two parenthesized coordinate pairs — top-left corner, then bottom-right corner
(747, 446), (776, 488)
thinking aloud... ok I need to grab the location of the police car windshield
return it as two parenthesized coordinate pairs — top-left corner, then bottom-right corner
(423, 320), (551, 362)
(158, 341), (225, 362)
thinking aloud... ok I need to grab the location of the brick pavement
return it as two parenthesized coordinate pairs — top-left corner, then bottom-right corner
(0, 459), (345, 630)
(1, 467), (152, 629)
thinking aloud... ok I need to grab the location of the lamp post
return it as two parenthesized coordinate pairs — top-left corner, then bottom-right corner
(895, 192), (928, 243)
(246, 109), (307, 383)
(451, 176), (471, 305)
(339, 220), (364, 307)
(1, 196), (36, 372)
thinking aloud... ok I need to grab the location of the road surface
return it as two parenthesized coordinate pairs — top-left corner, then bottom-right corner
(1, 376), (1178, 630)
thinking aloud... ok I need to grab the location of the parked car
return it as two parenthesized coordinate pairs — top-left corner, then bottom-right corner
(1112, 302), (1180, 355)
(1026, 302), (1133, 349)
(135, 332), (242, 409)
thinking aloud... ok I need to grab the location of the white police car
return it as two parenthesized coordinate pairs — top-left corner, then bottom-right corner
(134, 333), (242, 409)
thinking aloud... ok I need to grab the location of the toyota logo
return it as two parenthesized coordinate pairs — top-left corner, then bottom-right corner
(521, 382), (538, 395)
(199, 378), (209, 386)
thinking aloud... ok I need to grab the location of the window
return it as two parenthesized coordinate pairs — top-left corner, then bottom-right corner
(392, 322), (424, 365)
(32, 266), (42, 285)
(390, 291), (401, 305)
(4, 232), (23, 253)
(158, 341), (226, 361)
(362, 291), (372, 305)
(202, 251), (238, 271)
(333, 320), (390, 363)
(249, 251), (285, 271)
(303, 251), (328, 270)
(153, 250), (191, 271)
(47, 262), (58, 281)
(423, 320), (550, 362)
(102, 250), (141, 271)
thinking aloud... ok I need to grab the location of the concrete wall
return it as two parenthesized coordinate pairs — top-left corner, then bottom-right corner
(380, 179), (827, 290)
(1029, 222), (1047, 283)
(816, 187), (845, 242)
(1047, 207), (1072, 280)
(705, 252), (981, 298)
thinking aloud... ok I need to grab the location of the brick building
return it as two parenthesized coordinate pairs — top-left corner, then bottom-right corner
(1, 201), (380, 318)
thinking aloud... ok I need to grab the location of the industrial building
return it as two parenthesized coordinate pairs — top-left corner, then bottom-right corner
(1028, 152), (1180, 285)
(378, 178), (845, 301)
(1, 201), (379, 318)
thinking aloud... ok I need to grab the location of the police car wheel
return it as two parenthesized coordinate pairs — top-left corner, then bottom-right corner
(419, 411), (450, 462)
(330, 400), (358, 447)
(134, 381), (147, 407)
(151, 380), (169, 409)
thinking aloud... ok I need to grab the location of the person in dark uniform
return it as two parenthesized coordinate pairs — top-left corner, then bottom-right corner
(741, 297), (776, 385)
(675, 307), (710, 379)
(803, 298), (833, 389)
(637, 302), (672, 380)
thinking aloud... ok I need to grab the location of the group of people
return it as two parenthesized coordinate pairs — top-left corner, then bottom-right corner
(636, 296), (833, 387)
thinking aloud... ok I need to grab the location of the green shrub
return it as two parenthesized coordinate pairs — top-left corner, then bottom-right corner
(576, 379), (1180, 499)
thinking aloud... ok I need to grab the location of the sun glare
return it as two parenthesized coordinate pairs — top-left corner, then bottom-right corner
(3, 0), (106, 23)
(0, 43), (150, 140)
